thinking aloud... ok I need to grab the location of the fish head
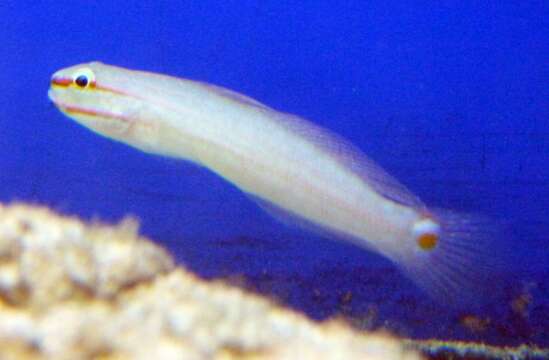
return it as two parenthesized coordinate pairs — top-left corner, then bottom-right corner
(48, 62), (160, 153)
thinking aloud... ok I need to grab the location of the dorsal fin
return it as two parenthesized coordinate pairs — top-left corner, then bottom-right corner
(270, 110), (425, 209)
(199, 82), (272, 110)
(198, 80), (423, 209)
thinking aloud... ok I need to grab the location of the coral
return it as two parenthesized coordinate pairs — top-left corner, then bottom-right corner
(0, 204), (174, 308)
(0, 203), (420, 360)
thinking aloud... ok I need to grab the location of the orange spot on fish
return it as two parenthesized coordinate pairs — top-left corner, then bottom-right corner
(417, 232), (438, 250)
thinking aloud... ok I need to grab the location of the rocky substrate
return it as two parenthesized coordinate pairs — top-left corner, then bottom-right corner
(0, 203), (420, 360)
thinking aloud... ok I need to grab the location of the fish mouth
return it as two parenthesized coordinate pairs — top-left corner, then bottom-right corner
(48, 89), (129, 123)
(47, 88), (60, 104)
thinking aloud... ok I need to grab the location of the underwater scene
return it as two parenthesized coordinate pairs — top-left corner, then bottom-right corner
(1, 2), (547, 359)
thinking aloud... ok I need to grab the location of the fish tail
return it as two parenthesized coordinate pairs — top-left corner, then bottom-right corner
(394, 208), (510, 307)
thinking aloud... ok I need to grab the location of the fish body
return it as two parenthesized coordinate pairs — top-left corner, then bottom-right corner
(48, 62), (498, 303)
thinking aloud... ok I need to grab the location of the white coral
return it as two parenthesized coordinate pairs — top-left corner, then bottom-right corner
(0, 203), (420, 360)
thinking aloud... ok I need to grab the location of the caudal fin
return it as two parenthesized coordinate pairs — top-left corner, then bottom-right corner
(396, 209), (510, 307)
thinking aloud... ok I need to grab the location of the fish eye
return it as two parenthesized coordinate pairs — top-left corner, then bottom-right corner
(75, 75), (88, 87)
(72, 68), (96, 89)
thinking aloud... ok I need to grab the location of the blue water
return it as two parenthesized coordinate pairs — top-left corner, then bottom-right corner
(1, 1), (547, 349)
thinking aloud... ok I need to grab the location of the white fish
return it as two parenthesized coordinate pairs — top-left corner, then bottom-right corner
(48, 62), (498, 303)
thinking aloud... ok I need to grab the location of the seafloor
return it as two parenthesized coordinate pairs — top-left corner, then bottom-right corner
(0, 203), (546, 359)
(181, 229), (549, 359)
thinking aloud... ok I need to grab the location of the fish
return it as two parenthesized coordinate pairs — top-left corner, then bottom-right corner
(48, 62), (500, 304)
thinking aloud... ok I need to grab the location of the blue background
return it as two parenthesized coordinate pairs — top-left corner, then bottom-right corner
(1, 1), (547, 346)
